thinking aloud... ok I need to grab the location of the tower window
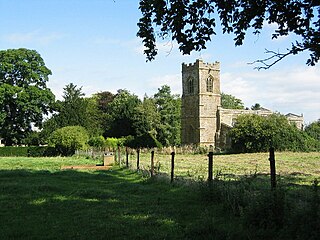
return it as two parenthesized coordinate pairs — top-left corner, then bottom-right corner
(188, 77), (194, 94)
(206, 76), (213, 92)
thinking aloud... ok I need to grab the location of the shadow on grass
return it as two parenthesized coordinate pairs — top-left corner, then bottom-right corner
(0, 168), (319, 240)
(0, 168), (215, 239)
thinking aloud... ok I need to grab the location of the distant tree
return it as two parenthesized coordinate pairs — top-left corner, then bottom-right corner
(230, 114), (317, 153)
(106, 89), (141, 137)
(0, 48), (55, 146)
(137, 0), (319, 68)
(153, 85), (181, 146)
(251, 103), (262, 110)
(305, 119), (320, 141)
(94, 91), (115, 112)
(221, 93), (244, 109)
(133, 95), (161, 137)
(58, 83), (87, 127)
(42, 83), (103, 139)
(48, 126), (89, 156)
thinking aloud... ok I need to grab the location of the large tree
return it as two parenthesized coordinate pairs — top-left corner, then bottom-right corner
(42, 83), (103, 139)
(105, 89), (141, 138)
(137, 0), (320, 68)
(153, 85), (181, 146)
(0, 48), (55, 146)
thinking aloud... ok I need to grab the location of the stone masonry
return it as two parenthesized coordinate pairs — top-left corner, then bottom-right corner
(181, 59), (304, 149)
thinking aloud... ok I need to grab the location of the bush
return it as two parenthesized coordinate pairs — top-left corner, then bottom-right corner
(88, 136), (105, 148)
(230, 114), (317, 153)
(48, 126), (89, 156)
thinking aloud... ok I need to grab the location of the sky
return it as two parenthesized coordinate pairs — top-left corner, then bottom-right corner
(0, 0), (319, 124)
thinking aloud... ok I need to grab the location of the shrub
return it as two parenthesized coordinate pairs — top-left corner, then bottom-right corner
(88, 136), (106, 148)
(48, 126), (89, 156)
(230, 114), (316, 153)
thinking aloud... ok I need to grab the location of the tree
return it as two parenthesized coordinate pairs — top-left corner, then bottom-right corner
(305, 119), (320, 141)
(94, 91), (115, 112)
(153, 85), (181, 146)
(137, 0), (320, 68)
(0, 48), (55, 146)
(230, 114), (317, 153)
(133, 95), (161, 137)
(48, 126), (89, 156)
(221, 93), (244, 109)
(105, 89), (141, 138)
(251, 103), (262, 110)
(42, 83), (103, 139)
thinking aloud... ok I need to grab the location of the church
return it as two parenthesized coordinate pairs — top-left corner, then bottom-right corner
(181, 59), (304, 149)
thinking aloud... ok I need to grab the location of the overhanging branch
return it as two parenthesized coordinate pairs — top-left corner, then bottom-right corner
(249, 49), (295, 70)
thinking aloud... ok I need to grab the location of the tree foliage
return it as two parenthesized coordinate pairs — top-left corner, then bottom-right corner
(221, 93), (244, 109)
(42, 83), (103, 140)
(133, 95), (161, 137)
(305, 119), (320, 141)
(251, 103), (262, 110)
(230, 114), (318, 153)
(153, 85), (181, 146)
(48, 126), (89, 156)
(105, 89), (141, 138)
(137, 0), (320, 67)
(0, 48), (55, 146)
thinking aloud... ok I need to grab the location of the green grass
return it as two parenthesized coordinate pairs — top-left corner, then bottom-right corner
(0, 154), (319, 239)
(135, 151), (320, 185)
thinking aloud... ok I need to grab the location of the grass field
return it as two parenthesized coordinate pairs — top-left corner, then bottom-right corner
(132, 151), (320, 185)
(0, 153), (319, 239)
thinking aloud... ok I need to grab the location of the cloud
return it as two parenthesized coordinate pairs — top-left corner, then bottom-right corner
(4, 30), (64, 45)
(221, 65), (320, 123)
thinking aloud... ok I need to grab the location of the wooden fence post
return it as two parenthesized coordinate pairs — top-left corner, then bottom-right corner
(208, 151), (214, 182)
(118, 145), (121, 166)
(136, 148), (140, 171)
(269, 147), (276, 189)
(171, 151), (175, 183)
(126, 147), (129, 168)
(150, 150), (155, 177)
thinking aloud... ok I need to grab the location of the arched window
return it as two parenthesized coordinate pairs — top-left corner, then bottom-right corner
(187, 77), (194, 94)
(206, 76), (213, 92)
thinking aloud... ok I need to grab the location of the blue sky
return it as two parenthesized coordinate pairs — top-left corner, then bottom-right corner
(1, 0), (319, 123)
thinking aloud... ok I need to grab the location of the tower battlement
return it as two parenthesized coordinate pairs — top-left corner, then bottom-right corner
(182, 59), (220, 71)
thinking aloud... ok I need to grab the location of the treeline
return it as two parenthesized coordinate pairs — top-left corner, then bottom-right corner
(1, 48), (319, 155)
(24, 83), (181, 154)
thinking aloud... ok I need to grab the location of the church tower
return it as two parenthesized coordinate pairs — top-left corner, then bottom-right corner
(181, 59), (221, 147)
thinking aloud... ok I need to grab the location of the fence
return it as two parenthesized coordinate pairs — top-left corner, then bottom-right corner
(76, 147), (277, 189)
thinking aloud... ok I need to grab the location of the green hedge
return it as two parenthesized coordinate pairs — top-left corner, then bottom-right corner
(0, 147), (29, 156)
(0, 146), (58, 157)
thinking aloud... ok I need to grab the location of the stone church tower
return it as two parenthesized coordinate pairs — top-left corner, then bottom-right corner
(181, 59), (221, 147)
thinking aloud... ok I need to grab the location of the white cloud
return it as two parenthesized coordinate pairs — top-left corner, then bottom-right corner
(221, 65), (320, 123)
(4, 30), (64, 45)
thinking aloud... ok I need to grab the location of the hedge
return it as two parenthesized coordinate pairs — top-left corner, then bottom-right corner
(0, 146), (58, 157)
